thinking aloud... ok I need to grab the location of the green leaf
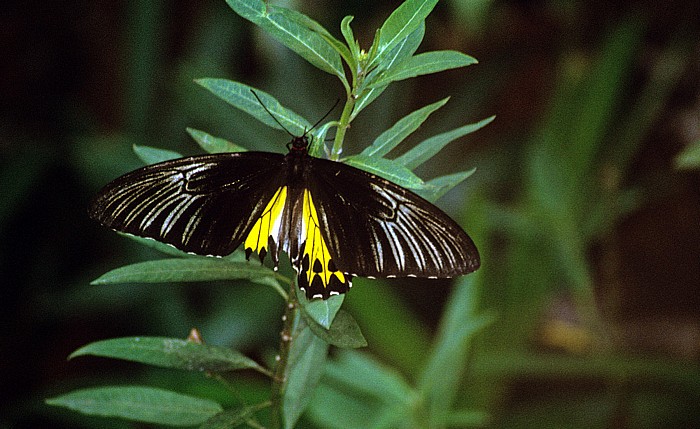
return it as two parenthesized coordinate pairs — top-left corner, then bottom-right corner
(323, 350), (415, 403)
(344, 154), (425, 190)
(302, 309), (368, 349)
(46, 386), (222, 426)
(341, 16), (361, 64)
(132, 145), (182, 165)
(676, 139), (700, 170)
(200, 403), (271, 429)
(225, 0), (344, 79)
(371, 0), (438, 67)
(369, 50), (477, 88)
(362, 97), (449, 158)
(395, 116), (495, 170)
(353, 22), (424, 118)
(297, 286), (344, 329)
(196, 79), (311, 136)
(70, 337), (269, 375)
(275, 7), (353, 72)
(186, 128), (247, 154)
(283, 322), (329, 429)
(418, 275), (495, 426)
(416, 168), (476, 202)
(91, 258), (282, 290)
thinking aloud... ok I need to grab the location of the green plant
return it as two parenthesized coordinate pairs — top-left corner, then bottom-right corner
(46, 1), (492, 427)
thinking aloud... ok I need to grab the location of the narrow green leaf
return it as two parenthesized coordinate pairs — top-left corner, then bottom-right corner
(344, 154), (425, 190)
(371, 0), (438, 67)
(196, 79), (310, 136)
(275, 7), (353, 70)
(362, 97), (449, 157)
(226, 0), (344, 79)
(296, 286), (344, 329)
(322, 350), (415, 403)
(91, 258), (281, 289)
(46, 386), (222, 426)
(353, 22), (424, 118)
(308, 352), (417, 428)
(418, 276), (495, 426)
(369, 50), (477, 88)
(283, 322), (329, 429)
(302, 309), (367, 349)
(416, 168), (476, 202)
(341, 16), (361, 62)
(200, 403), (271, 429)
(224, 0), (265, 21)
(132, 145), (182, 165)
(70, 337), (269, 375)
(395, 116), (495, 170)
(675, 139), (700, 170)
(186, 128), (247, 154)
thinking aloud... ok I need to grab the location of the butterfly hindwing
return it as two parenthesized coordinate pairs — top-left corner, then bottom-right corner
(307, 157), (480, 279)
(89, 152), (286, 257)
(293, 189), (350, 299)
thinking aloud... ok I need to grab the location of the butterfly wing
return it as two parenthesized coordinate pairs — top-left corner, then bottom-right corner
(307, 157), (480, 278)
(89, 152), (286, 257)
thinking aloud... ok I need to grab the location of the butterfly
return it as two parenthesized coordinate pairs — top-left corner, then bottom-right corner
(89, 124), (480, 300)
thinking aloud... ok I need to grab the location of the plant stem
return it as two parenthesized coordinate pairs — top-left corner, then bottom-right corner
(269, 280), (298, 429)
(330, 94), (356, 160)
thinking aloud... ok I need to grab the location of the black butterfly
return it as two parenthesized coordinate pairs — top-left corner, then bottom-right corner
(89, 132), (480, 299)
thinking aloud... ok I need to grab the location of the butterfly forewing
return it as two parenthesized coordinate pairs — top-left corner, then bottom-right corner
(89, 153), (286, 257)
(307, 157), (480, 279)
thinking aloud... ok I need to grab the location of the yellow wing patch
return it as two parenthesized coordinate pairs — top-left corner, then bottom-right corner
(299, 189), (349, 299)
(244, 186), (287, 266)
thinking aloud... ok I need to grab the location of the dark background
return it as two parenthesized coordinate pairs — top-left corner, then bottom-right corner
(2, 0), (699, 427)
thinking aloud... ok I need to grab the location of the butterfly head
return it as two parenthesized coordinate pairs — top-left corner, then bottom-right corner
(287, 134), (310, 154)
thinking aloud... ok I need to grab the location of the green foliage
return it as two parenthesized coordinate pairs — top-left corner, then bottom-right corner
(49, 1), (487, 428)
(46, 386), (224, 426)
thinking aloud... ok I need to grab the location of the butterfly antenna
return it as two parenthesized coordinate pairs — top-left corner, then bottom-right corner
(309, 98), (340, 135)
(251, 89), (295, 138)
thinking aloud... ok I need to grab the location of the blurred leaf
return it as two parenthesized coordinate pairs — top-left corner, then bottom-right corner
(675, 139), (700, 170)
(297, 287), (344, 329)
(395, 116), (495, 169)
(418, 275), (495, 426)
(132, 145), (182, 165)
(309, 351), (416, 429)
(416, 168), (476, 202)
(361, 97), (449, 158)
(322, 350), (415, 405)
(302, 309), (368, 349)
(443, 409), (490, 427)
(200, 403), (270, 429)
(46, 386), (222, 426)
(564, 17), (644, 189)
(344, 154), (425, 189)
(370, 51), (477, 88)
(70, 337), (269, 375)
(91, 258), (283, 290)
(283, 322), (329, 429)
(196, 79), (311, 136)
(353, 23), (424, 118)
(344, 280), (431, 373)
(186, 128), (248, 153)
(371, 0), (438, 67)
(225, 0), (345, 80)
